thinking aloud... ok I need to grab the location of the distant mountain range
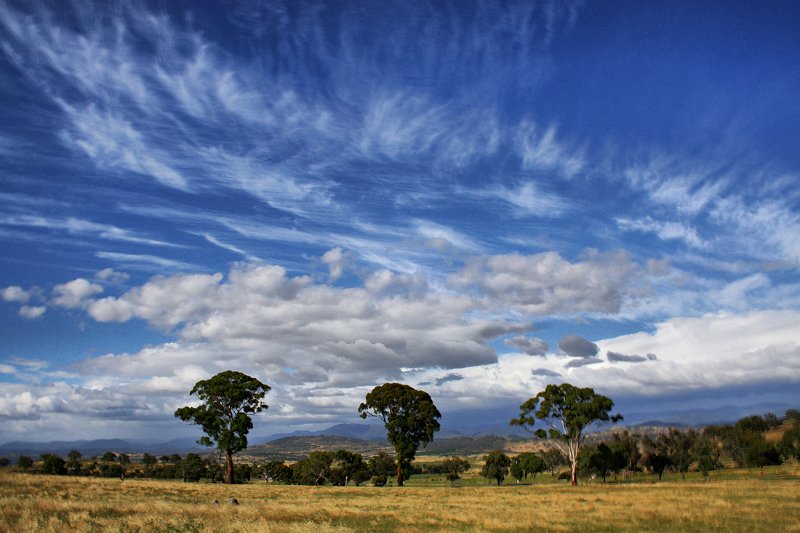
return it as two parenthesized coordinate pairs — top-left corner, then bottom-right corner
(1, 403), (791, 459)
(0, 438), (205, 458)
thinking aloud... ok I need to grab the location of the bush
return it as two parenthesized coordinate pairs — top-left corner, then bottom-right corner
(371, 475), (387, 487)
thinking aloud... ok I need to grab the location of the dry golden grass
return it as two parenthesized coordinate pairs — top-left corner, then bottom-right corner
(1, 471), (798, 532)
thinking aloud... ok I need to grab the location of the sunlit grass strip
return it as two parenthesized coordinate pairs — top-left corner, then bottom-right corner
(0, 472), (797, 532)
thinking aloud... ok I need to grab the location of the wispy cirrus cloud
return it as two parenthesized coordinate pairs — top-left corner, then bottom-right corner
(0, 214), (179, 248)
(616, 216), (706, 249)
(94, 252), (198, 272)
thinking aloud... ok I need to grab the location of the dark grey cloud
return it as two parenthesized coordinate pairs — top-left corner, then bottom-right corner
(558, 335), (598, 357)
(607, 351), (659, 363)
(505, 335), (549, 356)
(565, 357), (603, 368)
(435, 373), (464, 386)
(532, 368), (561, 377)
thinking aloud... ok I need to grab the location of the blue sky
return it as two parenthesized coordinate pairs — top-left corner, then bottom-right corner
(1, 0), (799, 442)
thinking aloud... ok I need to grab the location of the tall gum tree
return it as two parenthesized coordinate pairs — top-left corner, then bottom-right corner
(174, 370), (270, 484)
(358, 383), (441, 486)
(511, 382), (622, 485)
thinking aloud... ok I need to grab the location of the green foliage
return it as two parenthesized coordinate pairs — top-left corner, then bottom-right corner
(0, 458), (10, 467)
(180, 453), (206, 482)
(334, 450), (370, 486)
(511, 453), (544, 483)
(142, 453), (157, 467)
(645, 453), (672, 481)
(582, 443), (619, 482)
(292, 451), (335, 485)
(781, 426), (800, 460)
(442, 456), (471, 475)
(539, 448), (565, 477)
(65, 450), (82, 475)
(174, 370), (270, 484)
(510, 383), (622, 485)
(611, 430), (641, 475)
(40, 454), (67, 475)
(481, 450), (511, 486)
(693, 437), (720, 478)
(358, 383), (441, 486)
(368, 451), (397, 479)
(101, 451), (117, 463)
(705, 422), (780, 469)
(100, 463), (123, 478)
(735, 415), (769, 433)
(261, 460), (293, 483)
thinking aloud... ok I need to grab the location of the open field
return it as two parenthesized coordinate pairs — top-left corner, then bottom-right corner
(1, 469), (798, 532)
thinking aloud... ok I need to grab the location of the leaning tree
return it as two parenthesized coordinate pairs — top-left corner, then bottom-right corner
(510, 382), (622, 485)
(174, 370), (270, 484)
(358, 383), (441, 486)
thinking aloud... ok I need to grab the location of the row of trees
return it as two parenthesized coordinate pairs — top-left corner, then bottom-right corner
(166, 370), (796, 486)
(478, 410), (799, 485)
(3, 451), (236, 482)
(173, 373), (621, 486)
(6, 410), (796, 487)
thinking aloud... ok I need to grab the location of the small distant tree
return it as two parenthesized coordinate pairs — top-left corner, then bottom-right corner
(40, 454), (66, 475)
(589, 443), (617, 482)
(293, 451), (334, 486)
(181, 453), (207, 482)
(117, 453), (130, 480)
(175, 370), (270, 484)
(65, 450), (82, 475)
(17, 455), (33, 471)
(510, 456), (526, 483)
(518, 453), (545, 481)
(442, 457), (470, 477)
(261, 460), (292, 484)
(481, 450), (511, 486)
(781, 426), (800, 461)
(540, 448), (565, 478)
(142, 453), (158, 468)
(334, 450), (370, 486)
(0, 458), (10, 467)
(693, 438), (719, 480)
(763, 412), (780, 429)
(359, 383), (441, 487)
(611, 430), (641, 478)
(645, 452), (672, 481)
(101, 451), (117, 463)
(511, 383), (622, 485)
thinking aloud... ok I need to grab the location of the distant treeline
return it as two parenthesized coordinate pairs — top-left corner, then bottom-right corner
(3, 410), (798, 486)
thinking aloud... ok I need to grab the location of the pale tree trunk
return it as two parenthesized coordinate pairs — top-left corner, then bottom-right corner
(226, 450), (234, 484)
(396, 462), (404, 487)
(567, 436), (580, 486)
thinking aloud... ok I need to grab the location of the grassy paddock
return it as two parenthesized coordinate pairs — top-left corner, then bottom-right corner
(0, 471), (798, 532)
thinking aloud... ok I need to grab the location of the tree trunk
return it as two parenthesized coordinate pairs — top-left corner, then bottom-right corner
(226, 450), (234, 484)
(396, 462), (404, 487)
(570, 459), (578, 486)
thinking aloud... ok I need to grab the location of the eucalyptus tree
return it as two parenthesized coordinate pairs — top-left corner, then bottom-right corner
(358, 383), (441, 486)
(511, 383), (622, 485)
(175, 370), (270, 484)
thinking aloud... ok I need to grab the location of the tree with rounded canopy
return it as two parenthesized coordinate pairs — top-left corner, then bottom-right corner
(481, 450), (511, 485)
(358, 383), (441, 487)
(174, 370), (270, 484)
(510, 383), (622, 485)
(17, 455), (33, 470)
